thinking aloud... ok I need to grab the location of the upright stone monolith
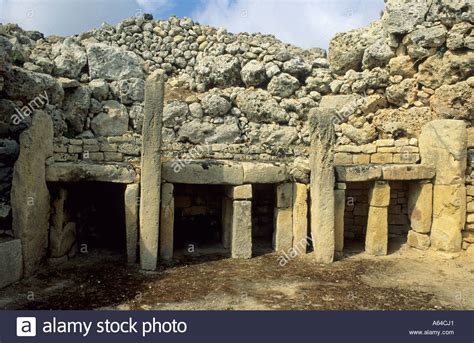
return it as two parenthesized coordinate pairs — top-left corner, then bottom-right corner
(11, 110), (53, 276)
(309, 109), (336, 263)
(125, 184), (139, 264)
(139, 70), (164, 270)
(160, 183), (174, 261)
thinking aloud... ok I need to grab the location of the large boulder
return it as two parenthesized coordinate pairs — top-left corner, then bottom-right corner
(362, 39), (395, 70)
(328, 21), (382, 75)
(52, 38), (87, 79)
(386, 78), (417, 107)
(195, 54), (241, 88)
(62, 86), (91, 135)
(177, 118), (240, 144)
(86, 43), (144, 81)
(426, 0), (474, 26)
(110, 78), (145, 105)
(241, 60), (267, 87)
(200, 93), (231, 117)
(407, 24), (448, 48)
(235, 89), (288, 123)
(417, 50), (474, 89)
(373, 107), (434, 137)
(447, 22), (474, 50)
(340, 123), (378, 145)
(282, 57), (312, 80)
(162, 100), (189, 128)
(382, 0), (431, 34)
(91, 100), (129, 136)
(267, 73), (300, 97)
(430, 81), (474, 120)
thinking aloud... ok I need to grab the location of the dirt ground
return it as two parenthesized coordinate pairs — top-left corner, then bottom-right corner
(0, 240), (473, 310)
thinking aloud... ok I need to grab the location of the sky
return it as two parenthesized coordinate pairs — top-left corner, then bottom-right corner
(0, 0), (385, 49)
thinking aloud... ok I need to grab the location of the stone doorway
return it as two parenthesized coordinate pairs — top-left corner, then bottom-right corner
(173, 184), (228, 256)
(343, 182), (370, 254)
(48, 182), (127, 261)
(252, 184), (276, 256)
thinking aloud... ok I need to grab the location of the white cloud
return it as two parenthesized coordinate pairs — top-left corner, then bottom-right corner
(193, 0), (385, 49)
(0, 0), (169, 36)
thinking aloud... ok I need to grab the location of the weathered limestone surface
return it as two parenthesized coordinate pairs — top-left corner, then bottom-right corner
(226, 184), (252, 200)
(242, 162), (287, 184)
(408, 182), (433, 234)
(46, 162), (136, 183)
(11, 111), (53, 275)
(276, 183), (293, 208)
(365, 205), (388, 256)
(334, 189), (346, 253)
(419, 120), (467, 185)
(222, 196), (233, 249)
(382, 165), (435, 180)
(431, 184), (466, 252)
(139, 70), (164, 270)
(0, 238), (23, 288)
(231, 200), (252, 258)
(368, 181), (390, 207)
(125, 184), (139, 263)
(162, 160), (244, 185)
(159, 183), (174, 261)
(309, 109), (335, 263)
(49, 188), (76, 258)
(335, 165), (381, 182)
(407, 230), (430, 250)
(292, 183), (308, 253)
(274, 207), (293, 252)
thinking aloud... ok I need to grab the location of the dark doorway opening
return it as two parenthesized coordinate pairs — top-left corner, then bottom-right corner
(57, 182), (127, 255)
(252, 184), (276, 255)
(173, 184), (227, 256)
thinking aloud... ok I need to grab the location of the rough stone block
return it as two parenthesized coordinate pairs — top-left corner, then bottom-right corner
(276, 183), (293, 208)
(242, 162), (287, 184)
(408, 182), (433, 233)
(371, 153), (393, 164)
(353, 154), (370, 165)
(334, 189), (346, 253)
(162, 160), (244, 185)
(292, 183), (308, 253)
(365, 206), (388, 256)
(0, 238), (23, 288)
(273, 208), (293, 252)
(431, 184), (466, 252)
(369, 181), (390, 207)
(231, 200), (252, 259)
(46, 162), (136, 183)
(124, 184), (139, 264)
(335, 165), (382, 182)
(159, 183), (174, 261)
(382, 165), (435, 180)
(407, 230), (430, 250)
(227, 184), (252, 200)
(334, 153), (353, 165)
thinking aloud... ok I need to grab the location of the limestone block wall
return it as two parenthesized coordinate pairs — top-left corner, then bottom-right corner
(464, 130), (474, 250)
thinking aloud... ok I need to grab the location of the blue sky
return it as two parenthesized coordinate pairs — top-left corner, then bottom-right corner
(0, 0), (385, 49)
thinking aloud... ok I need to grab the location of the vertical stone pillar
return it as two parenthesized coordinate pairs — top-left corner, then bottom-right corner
(231, 187), (252, 259)
(139, 70), (164, 270)
(125, 184), (139, 264)
(334, 185), (346, 253)
(222, 195), (233, 249)
(159, 183), (174, 261)
(366, 181), (390, 256)
(309, 109), (335, 263)
(406, 181), (432, 250)
(11, 110), (53, 276)
(292, 183), (308, 254)
(49, 187), (76, 259)
(273, 183), (293, 252)
(419, 120), (467, 252)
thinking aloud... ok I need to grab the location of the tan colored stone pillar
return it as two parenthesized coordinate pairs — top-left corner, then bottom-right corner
(292, 183), (308, 254)
(12, 110), (53, 276)
(231, 200), (252, 259)
(139, 70), (164, 270)
(334, 187), (346, 253)
(159, 183), (174, 261)
(419, 120), (467, 252)
(49, 188), (76, 258)
(274, 183), (293, 252)
(222, 195), (234, 249)
(365, 181), (390, 256)
(309, 109), (335, 263)
(406, 181), (432, 250)
(125, 184), (139, 264)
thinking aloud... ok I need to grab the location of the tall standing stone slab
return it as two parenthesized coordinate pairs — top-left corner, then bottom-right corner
(365, 205), (388, 256)
(408, 182), (433, 234)
(221, 196), (233, 249)
(125, 184), (139, 264)
(0, 238), (23, 288)
(139, 70), (164, 270)
(49, 188), (76, 258)
(159, 183), (174, 261)
(273, 208), (293, 252)
(231, 200), (252, 259)
(292, 183), (308, 253)
(11, 110), (53, 276)
(334, 189), (346, 253)
(309, 109), (336, 263)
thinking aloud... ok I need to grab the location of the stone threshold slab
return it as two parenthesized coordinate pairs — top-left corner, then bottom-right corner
(46, 162), (137, 183)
